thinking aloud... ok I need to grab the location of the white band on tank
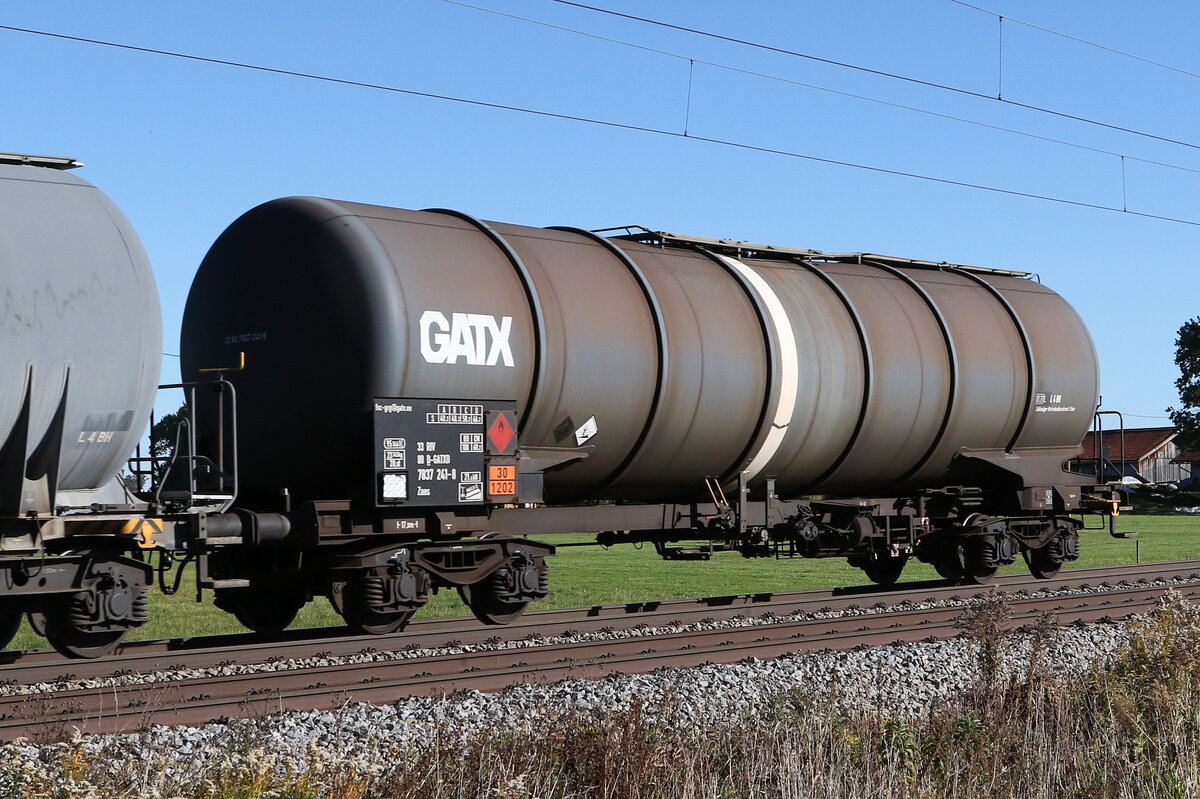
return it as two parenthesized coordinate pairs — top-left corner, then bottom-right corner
(713, 253), (798, 483)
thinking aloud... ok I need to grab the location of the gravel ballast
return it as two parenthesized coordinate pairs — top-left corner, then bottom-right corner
(4, 575), (1184, 698)
(39, 614), (1129, 768)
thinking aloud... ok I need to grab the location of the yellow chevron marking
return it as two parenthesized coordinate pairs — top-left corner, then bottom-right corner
(129, 518), (164, 549)
(67, 518), (164, 547)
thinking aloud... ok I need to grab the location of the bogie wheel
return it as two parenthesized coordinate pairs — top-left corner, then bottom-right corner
(340, 580), (415, 636)
(42, 596), (126, 659)
(958, 517), (1001, 585)
(964, 561), (999, 585)
(218, 588), (304, 633)
(0, 605), (20, 651)
(343, 608), (414, 636)
(458, 580), (528, 626)
(934, 540), (966, 582)
(961, 537), (999, 584)
(1024, 547), (1062, 580)
(861, 554), (908, 586)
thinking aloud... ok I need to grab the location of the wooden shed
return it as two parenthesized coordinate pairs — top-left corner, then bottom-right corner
(1069, 426), (1192, 484)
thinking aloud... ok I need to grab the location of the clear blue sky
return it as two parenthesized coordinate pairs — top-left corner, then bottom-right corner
(4, 0), (1196, 426)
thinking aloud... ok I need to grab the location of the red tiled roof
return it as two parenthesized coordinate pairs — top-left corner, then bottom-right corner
(1079, 426), (1176, 463)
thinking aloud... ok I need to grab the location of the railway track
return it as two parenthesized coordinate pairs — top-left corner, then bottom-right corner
(2, 559), (1197, 739)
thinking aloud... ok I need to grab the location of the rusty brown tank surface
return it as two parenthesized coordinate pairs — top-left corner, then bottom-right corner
(180, 199), (1098, 505)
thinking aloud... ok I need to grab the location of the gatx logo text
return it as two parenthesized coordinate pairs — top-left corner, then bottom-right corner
(419, 311), (514, 367)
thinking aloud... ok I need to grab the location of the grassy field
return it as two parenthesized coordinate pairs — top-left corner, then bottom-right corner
(7, 513), (1199, 650)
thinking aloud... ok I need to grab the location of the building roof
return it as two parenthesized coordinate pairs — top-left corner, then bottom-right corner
(1079, 426), (1176, 464)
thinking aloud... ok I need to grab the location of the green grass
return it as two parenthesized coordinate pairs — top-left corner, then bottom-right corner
(7, 512), (1199, 651)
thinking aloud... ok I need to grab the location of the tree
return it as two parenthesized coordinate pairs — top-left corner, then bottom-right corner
(119, 405), (188, 493)
(1168, 318), (1200, 452)
(150, 404), (190, 460)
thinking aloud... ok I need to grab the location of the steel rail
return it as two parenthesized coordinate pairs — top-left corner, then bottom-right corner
(2, 560), (1196, 682)
(0, 571), (1195, 739)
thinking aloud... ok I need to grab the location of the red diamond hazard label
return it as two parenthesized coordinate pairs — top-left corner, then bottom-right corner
(486, 411), (517, 455)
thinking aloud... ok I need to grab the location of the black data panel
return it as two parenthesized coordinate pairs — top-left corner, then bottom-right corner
(373, 398), (516, 507)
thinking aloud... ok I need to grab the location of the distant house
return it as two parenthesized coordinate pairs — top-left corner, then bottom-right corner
(1068, 426), (1192, 484)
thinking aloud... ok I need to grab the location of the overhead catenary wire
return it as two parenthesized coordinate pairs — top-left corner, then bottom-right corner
(444, 0), (1200, 178)
(544, 0), (1200, 153)
(3, 22), (1200, 228)
(947, 0), (1200, 81)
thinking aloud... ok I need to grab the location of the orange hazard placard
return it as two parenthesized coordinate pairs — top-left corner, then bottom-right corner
(488, 463), (517, 497)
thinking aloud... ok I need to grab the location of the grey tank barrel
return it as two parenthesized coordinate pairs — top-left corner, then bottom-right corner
(181, 199), (1098, 505)
(0, 160), (161, 513)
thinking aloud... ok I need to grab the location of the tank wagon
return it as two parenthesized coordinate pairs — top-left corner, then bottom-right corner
(0, 154), (1126, 657)
(177, 197), (1121, 637)
(0, 153), (164, 656)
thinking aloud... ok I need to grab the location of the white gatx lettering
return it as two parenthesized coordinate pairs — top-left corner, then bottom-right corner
(486, 315), (512, 365)
(420, 311), (450, 363)
(419, 310), (514, 367)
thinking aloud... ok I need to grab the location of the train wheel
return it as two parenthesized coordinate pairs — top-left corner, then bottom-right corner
(218, 588), (304, 633)
(862, 555), (908, 586)
(961, 540), (998, 583)
(0, 606), (20, 650)
(458, 580), (528, 626)
(934, 540), (966, 582)
(1024, 547), (1062, 580)
(962, 535), (1002, 585)
(340, 580), (415, 635)
(342, 607), (414, 636)
(42, 596), (127, 659)
(964, 560), (998, 584)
